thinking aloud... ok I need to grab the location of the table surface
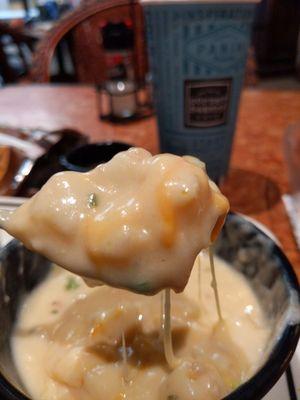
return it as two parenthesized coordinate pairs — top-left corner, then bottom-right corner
(0, 84), (299, 280)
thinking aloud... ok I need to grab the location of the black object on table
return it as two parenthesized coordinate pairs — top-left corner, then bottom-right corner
(59, 142), (132, 173)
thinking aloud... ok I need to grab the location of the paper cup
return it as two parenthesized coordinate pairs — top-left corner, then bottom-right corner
(142, 0), (259, 181)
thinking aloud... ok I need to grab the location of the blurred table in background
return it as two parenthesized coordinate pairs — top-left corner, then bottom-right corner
(0, 84), (299, 279)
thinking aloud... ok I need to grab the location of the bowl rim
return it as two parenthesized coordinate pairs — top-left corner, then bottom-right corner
(0, 212), (299, 400)
(223, 212), (300, 400)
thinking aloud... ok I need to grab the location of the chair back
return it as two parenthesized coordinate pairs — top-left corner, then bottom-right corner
(31, 0), (148, 85)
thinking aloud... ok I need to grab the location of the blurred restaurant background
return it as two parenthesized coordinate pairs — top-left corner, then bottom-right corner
(0, 0), (299, 86)
(0, 1), (299, 396)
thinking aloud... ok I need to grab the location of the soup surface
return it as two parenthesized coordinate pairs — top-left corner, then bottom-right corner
(12, 254), (271, 400)
(3, 148), (228, 294)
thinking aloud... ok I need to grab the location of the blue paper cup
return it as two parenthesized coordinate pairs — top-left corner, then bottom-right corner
(143, 0), (259, 181)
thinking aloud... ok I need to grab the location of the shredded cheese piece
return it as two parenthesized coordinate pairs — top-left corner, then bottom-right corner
(197, 254), (202, 304)
(157, 186), (176, 248)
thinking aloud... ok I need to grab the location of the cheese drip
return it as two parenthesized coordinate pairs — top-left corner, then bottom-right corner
(163, 289), (179, 369)
(209, 246), (223, 321)
(163, 248), (223, 369)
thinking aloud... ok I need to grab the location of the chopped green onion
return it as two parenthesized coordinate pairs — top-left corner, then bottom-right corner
(65, 276), (80, 290)
(87, 193), (98, 208)
(51, 309), (59, 314)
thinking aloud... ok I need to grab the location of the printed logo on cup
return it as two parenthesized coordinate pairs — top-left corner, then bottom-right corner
(184, 79), (231, 128)
(186, 27), (248, 71)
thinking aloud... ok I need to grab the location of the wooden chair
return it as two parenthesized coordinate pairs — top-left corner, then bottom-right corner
(0, 22), (35, 84)
(31, 0), (148, 85)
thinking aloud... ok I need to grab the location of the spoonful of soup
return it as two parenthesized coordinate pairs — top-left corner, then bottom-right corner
(0, 147), (229, 295)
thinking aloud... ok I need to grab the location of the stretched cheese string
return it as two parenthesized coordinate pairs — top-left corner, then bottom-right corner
(160, 291), (164, 340)
(197, 254), (202, 304)
(162, 288), (179, 369)
(208, 246), (223, 321)
(121, 331), (130, 383)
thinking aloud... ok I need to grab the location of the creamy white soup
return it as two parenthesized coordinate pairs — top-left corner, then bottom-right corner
(2, 148), (229, 294)
(12, 254), (271, 400)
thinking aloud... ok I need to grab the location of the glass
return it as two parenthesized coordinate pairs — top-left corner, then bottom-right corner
(283, 122), (300, 247)
(284, 122), (300, 198)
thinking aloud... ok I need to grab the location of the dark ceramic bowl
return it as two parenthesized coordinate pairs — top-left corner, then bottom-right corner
(59, 141), (133, 172)
(0, 213), (299, 400)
